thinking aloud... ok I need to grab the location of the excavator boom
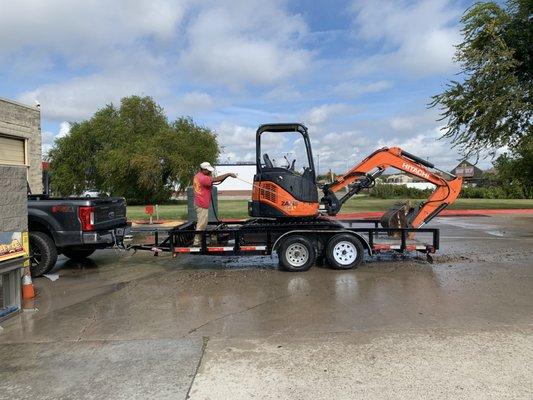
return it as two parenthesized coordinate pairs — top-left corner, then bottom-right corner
(320, 147), (462, 228)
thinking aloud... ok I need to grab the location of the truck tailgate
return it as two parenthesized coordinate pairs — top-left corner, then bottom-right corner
(92, 198), (127, 230)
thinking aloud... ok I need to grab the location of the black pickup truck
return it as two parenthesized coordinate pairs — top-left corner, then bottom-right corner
(28, 195), (130, 276)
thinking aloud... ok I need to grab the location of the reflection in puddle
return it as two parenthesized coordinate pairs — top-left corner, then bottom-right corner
(334, 274), (359, 302)
(287, 277), (311, 294)
(486, 230), (505, 237)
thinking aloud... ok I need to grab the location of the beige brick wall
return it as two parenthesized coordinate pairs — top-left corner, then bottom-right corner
(0, 165), (28, 232)
(0, 97), (42, 194)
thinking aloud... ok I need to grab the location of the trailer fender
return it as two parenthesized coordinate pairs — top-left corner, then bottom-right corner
(272, 230), (372, 256)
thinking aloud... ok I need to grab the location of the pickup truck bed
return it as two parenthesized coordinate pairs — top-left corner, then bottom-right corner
(28, 195), (129, 276)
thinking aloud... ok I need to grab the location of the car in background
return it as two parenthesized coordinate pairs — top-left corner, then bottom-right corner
(81, 189), (103, 198)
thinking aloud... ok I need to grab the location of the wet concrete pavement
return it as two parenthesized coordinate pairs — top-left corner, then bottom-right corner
(1, 215), (532, 399)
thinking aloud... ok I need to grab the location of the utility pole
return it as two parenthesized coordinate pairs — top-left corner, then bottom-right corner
(316, 154), (320, 177)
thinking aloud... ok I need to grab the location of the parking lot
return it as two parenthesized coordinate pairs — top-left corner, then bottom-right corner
(1, 214), (532, 399)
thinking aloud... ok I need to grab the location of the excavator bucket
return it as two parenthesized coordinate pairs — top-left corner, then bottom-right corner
(380, 202), (410, 237)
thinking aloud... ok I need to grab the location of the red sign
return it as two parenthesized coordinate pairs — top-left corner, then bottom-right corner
(145, 205), (154, 215)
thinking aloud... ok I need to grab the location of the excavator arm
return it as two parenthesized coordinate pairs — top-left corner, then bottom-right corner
(320, 147), (462, 228)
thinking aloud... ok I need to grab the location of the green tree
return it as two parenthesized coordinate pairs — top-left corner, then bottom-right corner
(49, 96), (219, 203)
(431, 0), (532, 198)
(431, 0), (532, 155)
(493, 136), (533, 198)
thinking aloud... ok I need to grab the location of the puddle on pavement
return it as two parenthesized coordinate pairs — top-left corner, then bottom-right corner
(172, 250), (430, 272)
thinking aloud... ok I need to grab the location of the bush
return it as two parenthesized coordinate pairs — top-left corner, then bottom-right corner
(459, 186), (528, 199)
(369, 183), (530, 200)
(368, 184), (432, 199)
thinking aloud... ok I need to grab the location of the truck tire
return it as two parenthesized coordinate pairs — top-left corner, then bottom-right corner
(278, 235), (316, 272)
(326, 233), (364, 269)
(29, 231), (58, 277)
(62, 248), (96, 260)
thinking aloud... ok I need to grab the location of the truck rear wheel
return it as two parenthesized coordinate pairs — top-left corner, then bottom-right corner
(326, 234), (364, 269)
(62, 248), (96, 261)
(278, 235), (316, 272)
(29, 231), (58, 277)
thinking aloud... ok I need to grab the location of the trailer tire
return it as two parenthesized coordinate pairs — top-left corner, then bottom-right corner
(326, 234), (364, 270)
(278, 235), (316, 272)
(29, 231), (58, 277)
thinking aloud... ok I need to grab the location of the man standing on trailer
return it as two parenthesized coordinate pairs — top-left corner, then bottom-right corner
(193, 162), (236, 246)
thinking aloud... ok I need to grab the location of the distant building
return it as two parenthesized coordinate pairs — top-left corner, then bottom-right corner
(214, 163), (255, 197)
(386, 173), (416, 184)
(384, 173), (435, 190)
(451, 160), (484, 186)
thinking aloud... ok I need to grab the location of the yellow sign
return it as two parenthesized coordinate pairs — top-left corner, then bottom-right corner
(0, 232), (25, 262)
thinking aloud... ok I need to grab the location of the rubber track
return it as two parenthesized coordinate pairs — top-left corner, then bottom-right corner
(240, 217), (343, 231)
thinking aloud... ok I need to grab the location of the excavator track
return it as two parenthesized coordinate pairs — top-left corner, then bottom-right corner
(240, 216), (343, 232)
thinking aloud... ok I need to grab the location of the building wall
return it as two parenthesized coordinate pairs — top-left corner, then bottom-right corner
(0, 165), (28, 232)
(0, 97), (42, 194)
(386, 173), (414, 184)
(214, 164), (255, 196)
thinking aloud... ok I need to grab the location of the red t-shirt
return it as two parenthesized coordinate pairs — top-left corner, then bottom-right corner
(193, 172), (213, 208)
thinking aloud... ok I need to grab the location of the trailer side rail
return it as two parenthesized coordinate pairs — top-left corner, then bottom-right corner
(130, 220), (439, 257)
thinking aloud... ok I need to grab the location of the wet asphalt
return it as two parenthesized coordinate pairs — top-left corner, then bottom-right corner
(0, 214), (532, 399)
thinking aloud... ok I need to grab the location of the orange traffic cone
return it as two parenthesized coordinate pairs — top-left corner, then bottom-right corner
(22, 273), (35, 300)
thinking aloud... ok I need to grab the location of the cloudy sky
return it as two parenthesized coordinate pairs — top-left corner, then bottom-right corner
(1, 0), (487, 172)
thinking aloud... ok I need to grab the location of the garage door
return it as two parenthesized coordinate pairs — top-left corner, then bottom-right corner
(0, 135), (25, 165)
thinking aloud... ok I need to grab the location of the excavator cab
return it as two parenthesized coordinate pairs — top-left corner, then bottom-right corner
(248, 123), (319, 218)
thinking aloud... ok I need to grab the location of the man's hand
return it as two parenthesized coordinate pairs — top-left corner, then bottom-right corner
(213, 172), (237, 183)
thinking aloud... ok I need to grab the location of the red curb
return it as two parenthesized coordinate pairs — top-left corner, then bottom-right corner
(221, 209), (533, 223)
(336, 209), (533, 219)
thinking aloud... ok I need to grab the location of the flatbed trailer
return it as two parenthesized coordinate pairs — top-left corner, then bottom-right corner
(130, 217), (439, 272)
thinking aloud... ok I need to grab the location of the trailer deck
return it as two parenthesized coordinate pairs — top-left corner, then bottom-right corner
(130, 218), (439, 269)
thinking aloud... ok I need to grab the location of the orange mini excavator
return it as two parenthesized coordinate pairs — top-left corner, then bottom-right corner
(248, 123), (462, 228)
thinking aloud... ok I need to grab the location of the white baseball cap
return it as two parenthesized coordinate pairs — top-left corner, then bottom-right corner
(200, 161), (215, 172)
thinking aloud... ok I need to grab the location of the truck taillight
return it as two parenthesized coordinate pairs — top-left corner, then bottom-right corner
(79, 206), (95, 231)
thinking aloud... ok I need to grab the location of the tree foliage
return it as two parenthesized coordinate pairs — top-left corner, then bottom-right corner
(430, 0), (532, 156)
(49, 96), (219, 202)
(492, 135), (533, 198)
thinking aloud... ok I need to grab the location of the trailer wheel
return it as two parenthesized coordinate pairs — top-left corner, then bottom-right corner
(278, 235), (316, 272)
(326, 234), (364, 269)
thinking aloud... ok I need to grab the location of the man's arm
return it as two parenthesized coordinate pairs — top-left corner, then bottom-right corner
(212, 173), (237, 183)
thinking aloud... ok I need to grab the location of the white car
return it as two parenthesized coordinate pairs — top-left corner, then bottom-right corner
(81, 189), (101, 198)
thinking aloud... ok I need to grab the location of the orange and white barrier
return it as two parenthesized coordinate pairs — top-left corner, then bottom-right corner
(173, 245), (267, 254)
(21, 273), (35, 300)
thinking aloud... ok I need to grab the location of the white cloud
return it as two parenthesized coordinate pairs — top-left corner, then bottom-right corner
(375, 126), (460, 169)
(216, 121), (290, 163)
(349, 0), (461, 74)
(57, 121), (71, 138)
(172, 91), (215, 114)
(6, 1), (184, 121)
(310, 130), (370, 172)
(217, 122), (257, 152)
(0, 0), (187, 68)
(303, 103), (358, 126)
(18, 69), (164, 121)
(332, 80), (392, 98)
(181, 0), (311, 87)
(41, 121), (70, 156)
